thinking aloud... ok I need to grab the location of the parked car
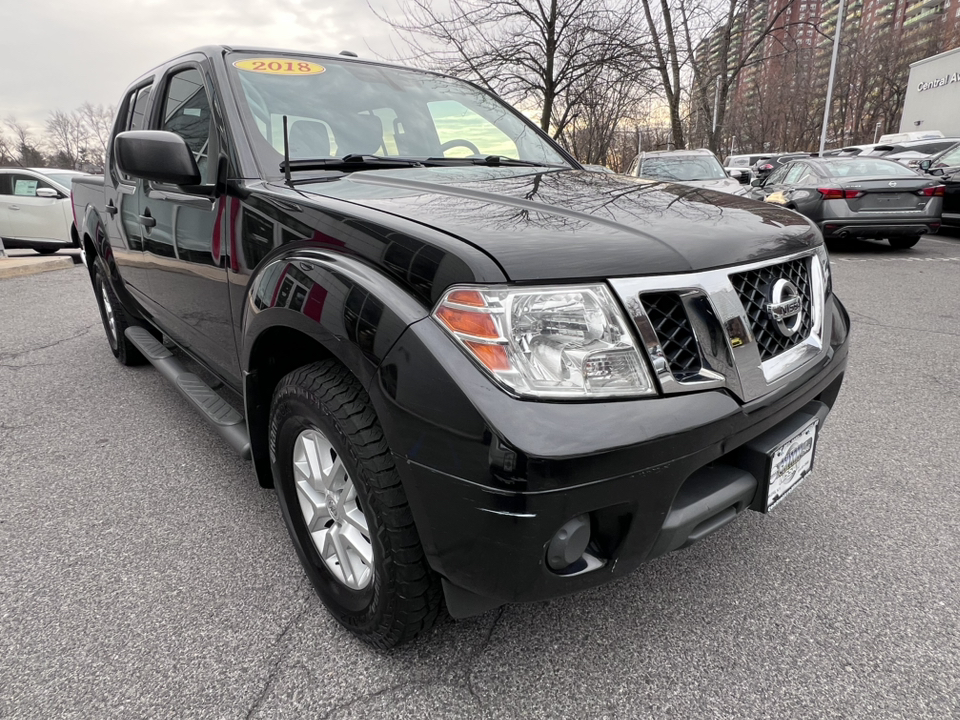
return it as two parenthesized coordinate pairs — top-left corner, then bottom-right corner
(750, 156), (943, 248)
(73, 46), (849, 648)
(751, 153), (811, 182)
(0, 168), (86, 253)
(870, 138), (960, 168)
(918, 141), (960, 227)
(723, 153), (773, 183)
(877, 130), (944, 144)
(820, 144), (884, 157)
(627, 149), (747, 194)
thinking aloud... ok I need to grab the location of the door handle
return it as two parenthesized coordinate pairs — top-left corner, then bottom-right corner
(139, 212), (156, 228)
(105, 202), (118, 216)
(9, 205), (19, 211)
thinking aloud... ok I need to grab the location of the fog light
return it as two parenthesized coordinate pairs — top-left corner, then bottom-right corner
(546, 515), (591, 571)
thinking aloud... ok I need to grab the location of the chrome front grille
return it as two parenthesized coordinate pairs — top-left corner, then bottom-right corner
(609, 249), (830, 403)
(640, 292), (702, 380)
(730, 257), (813, 361)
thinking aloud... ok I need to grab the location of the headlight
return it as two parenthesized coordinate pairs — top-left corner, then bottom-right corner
(433, 284), (657, 399)
(814, 243), (832, 296)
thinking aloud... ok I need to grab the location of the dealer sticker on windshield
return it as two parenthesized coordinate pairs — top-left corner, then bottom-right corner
(766, 418), (818, 511)
(233, 59), (326, 75)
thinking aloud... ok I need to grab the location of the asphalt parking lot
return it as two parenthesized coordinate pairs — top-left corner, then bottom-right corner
(1, 234), (959, 719)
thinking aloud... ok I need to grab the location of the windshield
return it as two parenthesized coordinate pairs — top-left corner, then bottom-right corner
(822, 159), (919, 178)
(638, 155), (727, 182)
(227, 54), (569, 174)
(41, 173), (83, 187)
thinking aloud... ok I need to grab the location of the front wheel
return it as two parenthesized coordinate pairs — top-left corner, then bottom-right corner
(888, 235), (921, 249)
(269, 360), (443, 648)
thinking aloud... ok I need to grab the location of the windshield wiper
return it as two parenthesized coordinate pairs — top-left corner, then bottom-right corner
(424, 155), (550, 167)
(280, 154), (424, 174)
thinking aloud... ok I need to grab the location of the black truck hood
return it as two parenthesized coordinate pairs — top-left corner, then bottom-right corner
(294, 166), (818, 280)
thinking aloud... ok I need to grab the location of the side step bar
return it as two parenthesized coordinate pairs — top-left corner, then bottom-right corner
(125, 327), (251, 460)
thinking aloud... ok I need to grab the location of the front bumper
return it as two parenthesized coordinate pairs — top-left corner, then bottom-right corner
(368, 295), (850, 616)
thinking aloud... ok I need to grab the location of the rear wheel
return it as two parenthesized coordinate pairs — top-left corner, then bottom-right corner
(888, 235), (921, 249)
(92, 260), (145, 365)
(269, 360), (443, 648)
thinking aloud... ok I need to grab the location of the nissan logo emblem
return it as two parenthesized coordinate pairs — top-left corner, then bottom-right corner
(766, 279), (804, 337)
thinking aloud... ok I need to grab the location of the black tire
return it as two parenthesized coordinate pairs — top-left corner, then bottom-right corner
(888, 235), (921, 249)
(269, 360), (443, 648)
(35, 247), (59, 255)
(91, 259), (146, 366)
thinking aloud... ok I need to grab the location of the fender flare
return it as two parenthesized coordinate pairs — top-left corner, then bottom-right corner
(239, 248), (431, 487)
(241, 248), (430, 382)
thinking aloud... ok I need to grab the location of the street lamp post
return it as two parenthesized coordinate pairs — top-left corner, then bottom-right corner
(818, 0), (847, 155)
(873, 121), (882, 143)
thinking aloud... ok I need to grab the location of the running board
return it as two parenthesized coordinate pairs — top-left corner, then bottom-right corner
(125, 327), (251, 460)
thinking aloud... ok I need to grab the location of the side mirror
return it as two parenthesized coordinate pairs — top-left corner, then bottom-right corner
(918, 159), (933, 171)
(751, 178), (764, 187)
(115, 130), (201, 186)
(727, 169), (742, 179)
(36, 187), (60, 198)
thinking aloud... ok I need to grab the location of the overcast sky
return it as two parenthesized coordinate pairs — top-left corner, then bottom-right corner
(0, 0), (407, 130)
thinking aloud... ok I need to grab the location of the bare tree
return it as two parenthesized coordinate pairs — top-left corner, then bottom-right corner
(558, 63), (659, 165)
(372, 0), (649, 140)
(0, 130), (16, 166)
(3, 116), (45, 166)
(79, 102), (115, 164)
(46, 109), (92, 169)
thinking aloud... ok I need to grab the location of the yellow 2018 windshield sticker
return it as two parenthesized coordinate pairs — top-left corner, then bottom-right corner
(233, 59), (325, 75)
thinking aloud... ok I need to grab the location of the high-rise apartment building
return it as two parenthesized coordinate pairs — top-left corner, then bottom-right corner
(693, 0), (960, 149)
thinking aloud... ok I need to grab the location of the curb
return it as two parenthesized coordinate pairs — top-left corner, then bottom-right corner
(0, 257), (77, 280)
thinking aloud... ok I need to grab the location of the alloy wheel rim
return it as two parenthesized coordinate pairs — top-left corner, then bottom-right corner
(100, 284), (117, 343)
(292, 428), (374, 590)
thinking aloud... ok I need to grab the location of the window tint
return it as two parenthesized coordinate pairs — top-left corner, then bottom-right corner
(0, 175), (12, 195)
(160, 68), (212, 180)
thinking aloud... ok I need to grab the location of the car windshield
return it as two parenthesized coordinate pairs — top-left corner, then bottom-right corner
(40, 173), (82, 187)
(638, 155), (727, 181)
(822, 159), (919, 178)
(227, 54), (569, 175)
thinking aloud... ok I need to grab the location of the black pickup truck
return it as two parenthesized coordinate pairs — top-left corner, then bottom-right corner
(71, 46), (850, 648)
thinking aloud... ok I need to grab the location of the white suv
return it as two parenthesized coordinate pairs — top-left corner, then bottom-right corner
(0, 168), (86, 254)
